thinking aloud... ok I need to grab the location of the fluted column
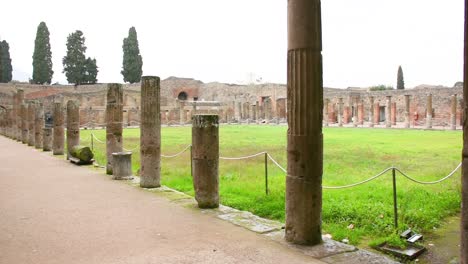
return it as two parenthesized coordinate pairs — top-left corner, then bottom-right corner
(426, 94), (433, 129)
(385, 96), (391, 128)
(66, 100), (80, 159)
(286, 0), (323, 245)
(404, 95), (411, 128)
(52, 102), (64, 155)
(35, 103), (44, 149)
(451, 94), (457, 130)
(140, 76), (161, 188)
(106, 83), (124, 175)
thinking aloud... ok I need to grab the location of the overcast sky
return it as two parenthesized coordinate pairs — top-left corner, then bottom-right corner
(0, 0), (464, 88)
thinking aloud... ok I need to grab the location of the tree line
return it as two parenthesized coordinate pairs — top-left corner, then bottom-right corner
(1, 22), (143, 85)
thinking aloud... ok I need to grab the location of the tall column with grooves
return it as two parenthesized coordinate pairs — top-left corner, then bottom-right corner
(28, 102), (35, 146)
(286, 0), (323, 245)
(451, 94), (457, 130)
(324, 99), (329, 126)
(385, 96), (392, 128)
(140, 76), (161, 188)
(192, 115), (219, 208)
(462, 1), (468, 262)
(369, 96), (374, 127)
(338, 98), (343, 127)
(21, 103), (28, 143)
(17, 89), (24, 141)
(426, 94), (433, 129)
(66, 100), (80, 159)
(106, 84), (123, 175)
(35, 103), (44, 149)
(53, 102), (64, 155)
(404, 95), (411, 128)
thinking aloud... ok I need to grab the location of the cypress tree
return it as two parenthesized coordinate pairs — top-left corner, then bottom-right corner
(397, 65), (405, 90)
(0, 40), (13, 83)
(121, 27), (143, 83)
(62, 30), (98, 85)
(84, 57), (98, 84)
(32, 22), (54, 84)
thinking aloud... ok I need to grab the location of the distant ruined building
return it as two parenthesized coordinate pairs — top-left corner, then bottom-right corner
(0, 77), (463, 128)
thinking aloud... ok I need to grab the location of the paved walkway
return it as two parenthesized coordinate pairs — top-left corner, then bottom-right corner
(0, 136), (324, 264)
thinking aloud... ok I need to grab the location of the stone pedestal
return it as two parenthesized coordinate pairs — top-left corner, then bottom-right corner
(53, 102), (65, 155)
(426, 94), (433, 129)
(43, 128), (52, 151)
(140, 76), (161, 188)
(66, 100), (80, 159)
(286, 0), (323, 246)
(106, 83), (123, 175)
(192, 115), (219, 209)
(451, 94), (457, 130)
(112, 152), (134, 180)
(28, 102), (35, 146)
(34, 103), (44, 149)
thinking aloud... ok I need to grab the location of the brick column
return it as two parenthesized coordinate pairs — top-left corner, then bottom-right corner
(192, 115), (219, 208)
(66, 100), (80, 159)
(385, 96), (391, 128)
(53, 102), (64, 155)
(140, 76), (161, 188)
(404, 95), (410, 128)
(451, 94), (457, 130)
(391, 102), (397, 126)
(106, 83), (123, 175)
(28, 102), (35, 146)
(426, 94), (433, 129)
(35, 103), (44, 149)
(286, 0), (323, 245)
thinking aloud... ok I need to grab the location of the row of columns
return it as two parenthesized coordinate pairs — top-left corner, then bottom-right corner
(325, 94), (458, 129)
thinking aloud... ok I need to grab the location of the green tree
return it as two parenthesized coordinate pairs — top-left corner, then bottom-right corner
(83, 57), (98, 84)
(62, 30), (98, 85)
(0, 40), (13, 83)
(121, 27), (143, 83)
(32, 22), (53, 84)
(397, 65), (405, 90)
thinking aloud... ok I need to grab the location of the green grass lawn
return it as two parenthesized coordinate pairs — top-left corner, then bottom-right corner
(80, 125), (462, 246)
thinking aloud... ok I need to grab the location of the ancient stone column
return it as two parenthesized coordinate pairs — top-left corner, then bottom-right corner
(286, 0), (323, 245)
(11, 92), (17, 140)
(28, 102), (35, 146)
(192, 115), (219, 208)
(35, 103), (44, 149)
(179, 101), (185, 125)
(106, 83), (123, 175)
(53, 102), (65, 155)
(451, 94), (457, 130)
(66, 100), (80, 159)
(20, 103), (28, 144)
(234, 101), (241, 122)
(324, 99), (329, 126)
(391, 102), (397, 126)
(369, 96), (374, 128)
(265, 99), (272, 123)
(112, 152), (133, 180)
(352, 103), (358, 127)
(338, 98), (343, 127)
(374, 101), (380, 125)
(404, 95), (411, 128)
(426, 94), (433, 129)
(251, 104), (257, 123)
(462, 1), (468, 261)
(43, 127), (52, 151)
(385, 96), (392, 128)
(358, 102), (364, 125)
(16, 89), (24, 141)
(140, 76), (161, 188)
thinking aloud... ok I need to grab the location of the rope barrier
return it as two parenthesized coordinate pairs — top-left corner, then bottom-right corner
(266, 153), (286, 173)
(161, 145), (191, 158)
(91, 133), (105, 144)
(322, 167), (395, 189)
(123, 146), (139, 152)
(394, 162), (462, 184)
(220, 151), (266, 160)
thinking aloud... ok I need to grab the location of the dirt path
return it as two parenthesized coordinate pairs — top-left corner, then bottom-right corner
(0, 136), (323, 264)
